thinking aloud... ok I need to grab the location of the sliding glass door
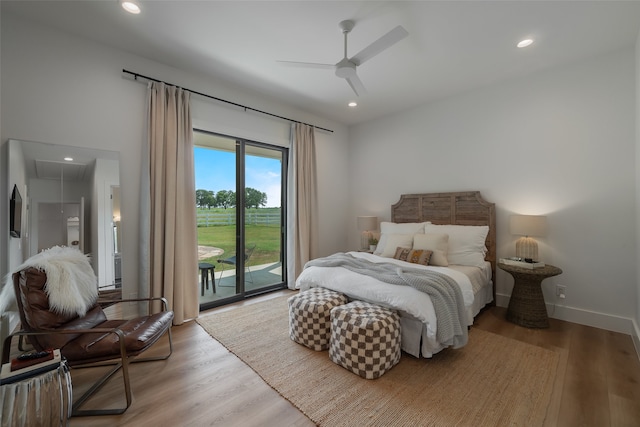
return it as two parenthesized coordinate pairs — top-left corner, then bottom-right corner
(243, 143), (285, 295)
(194, 130), (286, 310)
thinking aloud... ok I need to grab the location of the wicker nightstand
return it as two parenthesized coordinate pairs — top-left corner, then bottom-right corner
(498, 262), (562, 328)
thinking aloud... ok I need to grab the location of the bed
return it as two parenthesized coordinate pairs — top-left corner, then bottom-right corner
(295, 191), (496, 358)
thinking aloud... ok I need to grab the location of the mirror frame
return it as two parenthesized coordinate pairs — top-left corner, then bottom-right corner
(6, 139), (121, 288)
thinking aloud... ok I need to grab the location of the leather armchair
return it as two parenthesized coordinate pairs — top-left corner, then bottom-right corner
(2, 267), (174, 416)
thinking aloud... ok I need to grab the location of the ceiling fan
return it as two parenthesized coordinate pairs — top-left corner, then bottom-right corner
(278, 20), (409, 96)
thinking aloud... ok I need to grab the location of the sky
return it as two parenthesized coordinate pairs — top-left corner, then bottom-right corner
(194, 147), (282, 208)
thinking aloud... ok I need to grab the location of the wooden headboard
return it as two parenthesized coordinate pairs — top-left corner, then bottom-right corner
(391, 191), (496, 286)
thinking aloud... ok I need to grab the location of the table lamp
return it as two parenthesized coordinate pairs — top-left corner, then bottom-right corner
(510, 215), (548, 261)
(357, 216), (378, 251)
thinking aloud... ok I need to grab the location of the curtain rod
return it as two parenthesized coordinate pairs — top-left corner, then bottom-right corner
(122, 69), (333, 133)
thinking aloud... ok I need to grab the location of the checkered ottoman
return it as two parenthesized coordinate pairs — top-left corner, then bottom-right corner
(329, 301), (401, 379)
(288, 288), (348, 351)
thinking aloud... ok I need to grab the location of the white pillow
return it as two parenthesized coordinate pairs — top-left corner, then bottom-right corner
(378, 234), (415, 258)
(423, 224), (489, 267)
(413, 233), (449, 266)
(374, 222), (429, 256)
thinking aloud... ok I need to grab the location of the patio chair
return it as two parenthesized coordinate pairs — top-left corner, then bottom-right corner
(217, 244), (256, 286)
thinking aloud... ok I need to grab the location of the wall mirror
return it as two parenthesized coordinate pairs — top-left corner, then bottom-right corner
(7, 139), (121, 289)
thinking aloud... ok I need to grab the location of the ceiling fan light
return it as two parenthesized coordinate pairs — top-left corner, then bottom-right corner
(121, 0), (141, 14)
(348, 101), (357, 107)
(517, 38), (534, 48)
(335, 62), (356, 79)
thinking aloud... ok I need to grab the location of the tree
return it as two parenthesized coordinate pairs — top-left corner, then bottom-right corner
(215, 190), (236, 209)
(196, 189), (215, 209)
(205, 193), (216, 209)
(245, 187), (267, 209)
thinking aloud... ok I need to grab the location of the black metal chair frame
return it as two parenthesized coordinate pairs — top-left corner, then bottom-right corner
(217, 244), (256, 286)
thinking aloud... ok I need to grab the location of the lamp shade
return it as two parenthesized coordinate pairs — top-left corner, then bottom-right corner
(357, 216), (378, 232)
(510, 215), (548, 261)
(510, 215), (548, 237)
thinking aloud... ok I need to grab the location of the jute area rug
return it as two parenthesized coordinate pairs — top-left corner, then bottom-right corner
(197, 295), (560, 427)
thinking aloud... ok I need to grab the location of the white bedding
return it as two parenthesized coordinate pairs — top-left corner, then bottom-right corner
(295, 251), (493, 358)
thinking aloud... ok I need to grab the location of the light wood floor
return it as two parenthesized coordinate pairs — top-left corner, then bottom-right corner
(474, 306), (640, 426)
(11, 290), (639, 426)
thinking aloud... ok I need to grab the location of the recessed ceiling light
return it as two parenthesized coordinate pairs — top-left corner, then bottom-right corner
(348, 101), (357, 107)
(64, 157), (73, 162)
(121, 0), (141, 14)
(517, 39), (534, 48)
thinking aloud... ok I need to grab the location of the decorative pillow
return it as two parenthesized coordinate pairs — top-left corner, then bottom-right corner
(374, 222), (429, 256)
(393, 247), (433, 266)
(378, 234), (415, 258)
(423, 224), (489, 267)
(412, 233), (449, 266)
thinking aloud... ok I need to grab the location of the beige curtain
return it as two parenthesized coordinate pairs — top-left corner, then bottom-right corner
(286, 123), (318, 287)
(145, 82), (199, 324)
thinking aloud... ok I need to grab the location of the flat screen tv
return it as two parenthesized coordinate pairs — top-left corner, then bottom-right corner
(10, 184), (22, 238)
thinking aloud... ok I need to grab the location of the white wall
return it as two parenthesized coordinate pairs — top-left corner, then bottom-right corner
(349, 48), (637, 334)
(0, 14), (349, 300)
(635, 28), (640, 352)
(0, 0), (8, 364)
(6, 141), (26, 269)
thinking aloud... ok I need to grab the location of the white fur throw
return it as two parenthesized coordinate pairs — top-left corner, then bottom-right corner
(1, 246), (98, 317)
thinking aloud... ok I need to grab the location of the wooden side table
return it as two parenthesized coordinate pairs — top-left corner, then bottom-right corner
(498, 262), (562, 328)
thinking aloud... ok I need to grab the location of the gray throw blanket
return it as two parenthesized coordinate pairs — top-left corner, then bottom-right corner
(304, 253), (468, 348)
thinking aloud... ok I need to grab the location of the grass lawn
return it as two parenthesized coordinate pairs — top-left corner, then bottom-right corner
(197, 224), (281, 266)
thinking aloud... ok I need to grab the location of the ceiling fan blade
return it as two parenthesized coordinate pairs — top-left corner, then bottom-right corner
(350, 25), (409, 66)
(346, 74), (367, 97)
(276, 60), (334, 69)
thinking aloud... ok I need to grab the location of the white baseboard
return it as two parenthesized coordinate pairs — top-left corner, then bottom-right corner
(495, 293), (637, 337)
(632, 319), (640, 363)
(494, 294), (510, 309)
